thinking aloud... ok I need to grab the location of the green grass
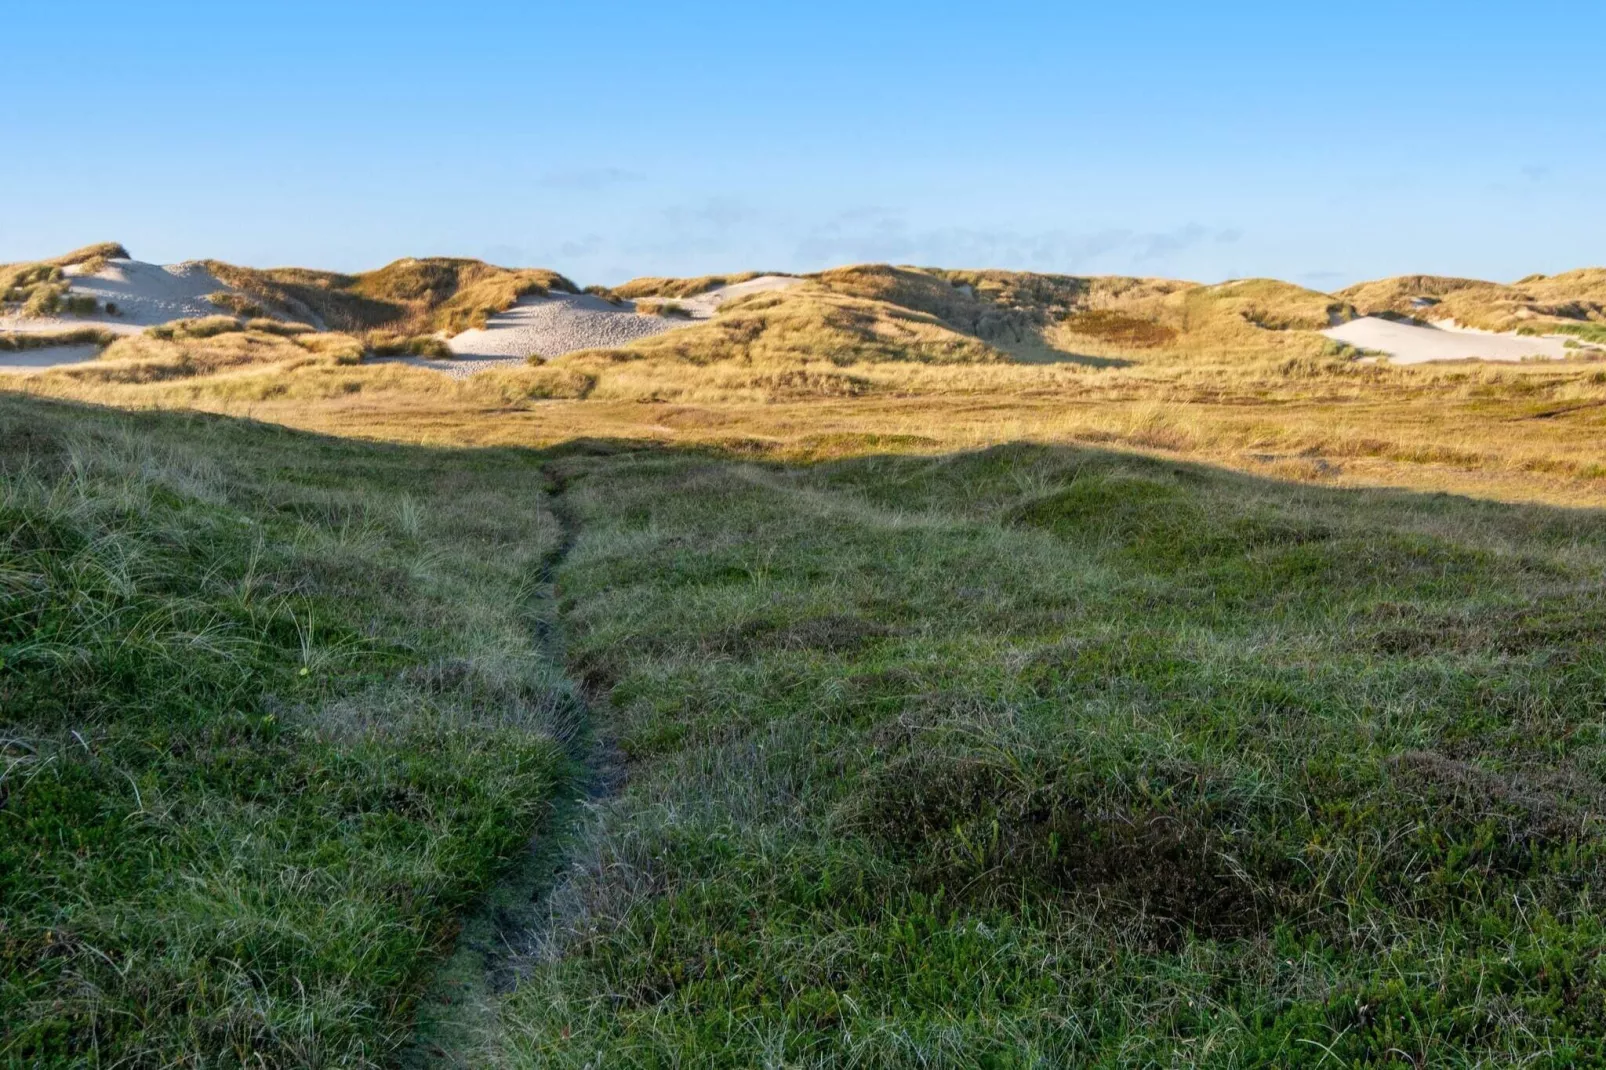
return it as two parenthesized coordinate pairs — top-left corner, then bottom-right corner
(0, 396), (575, 1065)
(369, 334), (455, 359)
(481, 443), (1606, 1067)
(1522, 322), (1606, 345)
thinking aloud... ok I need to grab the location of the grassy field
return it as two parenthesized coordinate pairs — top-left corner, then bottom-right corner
(0, 396), (576, 1065)
(480, 443), (1606, 1067)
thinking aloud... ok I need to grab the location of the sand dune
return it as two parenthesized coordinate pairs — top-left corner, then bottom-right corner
(65, 259), (232, 325)
(1323, 316), (1575, 364)
(1, 258), (247, 372)
(399, 275), (806, 376)
(1, 259), (235, 338)
(446, 291), (691, 360)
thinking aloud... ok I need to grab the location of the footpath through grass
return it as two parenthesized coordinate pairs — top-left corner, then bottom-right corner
(485, 444), (1606, 1067)
(0, 397), (575, 1065)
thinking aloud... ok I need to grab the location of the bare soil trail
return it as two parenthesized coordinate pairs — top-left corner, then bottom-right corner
(403, 458), (622, 1068)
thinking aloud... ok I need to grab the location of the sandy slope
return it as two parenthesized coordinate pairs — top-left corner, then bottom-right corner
(0, 344), (104, 373)
(446, 292), (691, 360)
(1, 260), (235, 337)
(1323, 316), (1574, 363)
(1, 258), (247, 372)
(398, 275), (805, 377)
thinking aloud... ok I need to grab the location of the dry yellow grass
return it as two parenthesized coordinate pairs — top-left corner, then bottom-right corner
(614, 272), (766, 299)
(205, 257), (578, 338)
(567, 282), (1005, 367)
(2, 243), (131, 310)
(29, 321), (363, 386)
(15, 324), (1606, 507)
(1340, 269), (1606, 330)
(9, 255), (1606, 509)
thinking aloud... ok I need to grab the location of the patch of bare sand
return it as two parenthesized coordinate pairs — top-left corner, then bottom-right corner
(409, 275), (805, 375)
(2, 259), (242, 339)
(0, 344), (103, 373)
(1323, 316), (1578, 363)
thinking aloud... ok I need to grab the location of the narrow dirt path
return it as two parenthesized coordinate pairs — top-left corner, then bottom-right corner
(402, 460), (619, 1067)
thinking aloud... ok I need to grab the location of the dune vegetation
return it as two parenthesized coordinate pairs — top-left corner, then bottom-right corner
(8, 255), (1606, 507)
(205, 257), (580, 339)
(614, 271), (768, 300)
(1340, 270), (1606, 331)
(1, 244), (131, 315)
(0, 326), (119, 352)
(29, 317), (366, 385)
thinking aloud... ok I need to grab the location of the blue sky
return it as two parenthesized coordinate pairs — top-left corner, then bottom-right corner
(4, 1), (1602, 287)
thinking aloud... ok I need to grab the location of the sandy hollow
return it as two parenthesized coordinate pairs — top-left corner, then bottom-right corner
(1323, 316), (1578, 364)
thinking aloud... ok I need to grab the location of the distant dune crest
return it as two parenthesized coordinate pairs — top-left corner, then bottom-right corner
(5, 244), (1605, 375)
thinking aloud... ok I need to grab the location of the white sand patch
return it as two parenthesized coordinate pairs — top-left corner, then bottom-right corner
(65, 260), (231, 325)
(0, 344), (103, 373)
(447, 291), (695, 361)
(1323, 316), (1574, 364)
(696, 274), (802, 308)
(3, 259), (241, 336)
(414, 276), (806, 375)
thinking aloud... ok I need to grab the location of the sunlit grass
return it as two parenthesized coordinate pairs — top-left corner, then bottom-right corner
(0, 396), (571, 1064)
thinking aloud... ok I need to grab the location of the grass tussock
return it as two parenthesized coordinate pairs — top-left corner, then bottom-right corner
(0, 327), (118, 352)
(633, 299), (692, 319)
(0, 395), (572, 1065)
(1060, 307), (1179, 347)
(206, 290), (266, 317)
(369, 333), (454, 359)
(583, 284), (624, 305)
